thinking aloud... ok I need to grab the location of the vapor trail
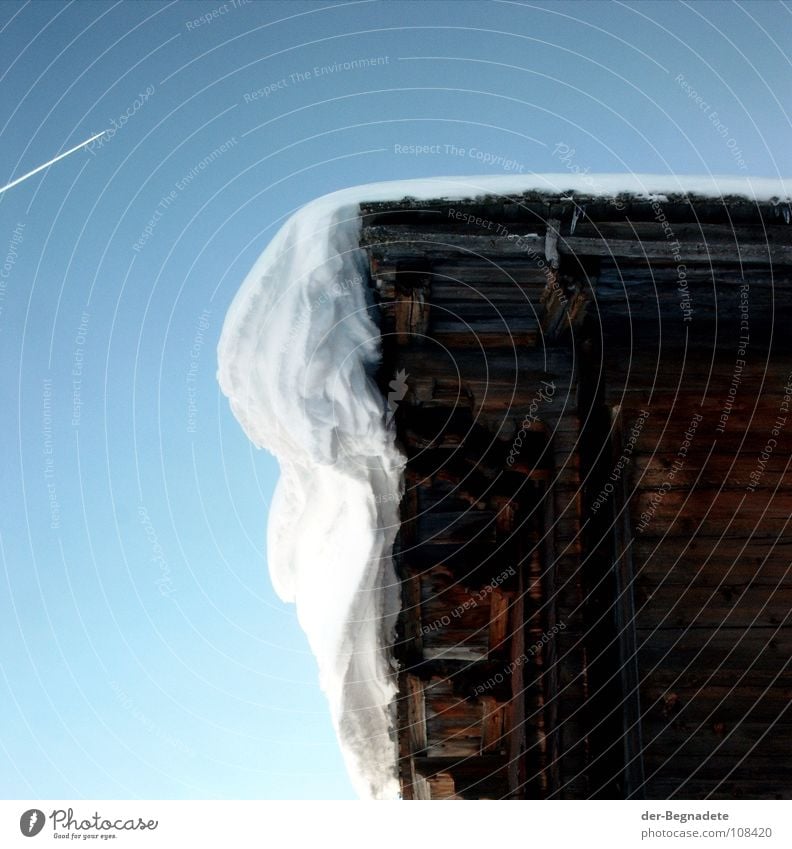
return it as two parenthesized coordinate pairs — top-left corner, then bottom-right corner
(0, 132), (105, 196)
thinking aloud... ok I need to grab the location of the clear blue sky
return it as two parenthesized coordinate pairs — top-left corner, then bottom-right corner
(0, 0), (789, 800)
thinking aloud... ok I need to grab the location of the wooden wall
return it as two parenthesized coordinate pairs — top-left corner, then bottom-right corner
(362, 192), (792, 799)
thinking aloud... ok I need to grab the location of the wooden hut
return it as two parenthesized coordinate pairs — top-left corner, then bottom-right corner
(359, 188), (792, 799)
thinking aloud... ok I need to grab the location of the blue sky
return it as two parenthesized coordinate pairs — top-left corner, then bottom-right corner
(0, 0), (789, 800)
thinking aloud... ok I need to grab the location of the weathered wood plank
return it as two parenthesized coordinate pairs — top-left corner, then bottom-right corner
(573, 220), (792, 244)
(633, 537), (792, 586)
(634, 584), (792, 628)
(406, 674), (428, 754)
(488, 588), (512, 654)
(360, 197), (790, 230)
(631, 452), (792, 490)
(394, 289), (429, 344)
(480, 695), (508, 755)
(632, 489), (792, 538)
(363, 226), (792, 264)
(640, 666), (792, 692)
(643, 777), (792, 799)
(637, 626), (792, 660)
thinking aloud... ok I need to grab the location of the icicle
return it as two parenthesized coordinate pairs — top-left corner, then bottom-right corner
(571, 203), (585, 235)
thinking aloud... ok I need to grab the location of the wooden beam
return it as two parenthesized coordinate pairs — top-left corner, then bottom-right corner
(609, 405), (646, 799)
(542, 481), (561, 796)
(362, 227), (792, 264)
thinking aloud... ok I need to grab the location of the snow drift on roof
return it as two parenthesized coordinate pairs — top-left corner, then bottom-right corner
(216, 172), (791, 799)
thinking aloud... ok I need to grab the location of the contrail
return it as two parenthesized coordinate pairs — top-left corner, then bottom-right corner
(0, 131), (105, 196)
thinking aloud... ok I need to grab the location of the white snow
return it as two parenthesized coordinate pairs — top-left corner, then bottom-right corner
(216, 172), (791, 799)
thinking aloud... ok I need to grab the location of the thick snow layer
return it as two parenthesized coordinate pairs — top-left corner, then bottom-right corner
(216, 172), (791, 799)
(217, 194), (405, 800)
